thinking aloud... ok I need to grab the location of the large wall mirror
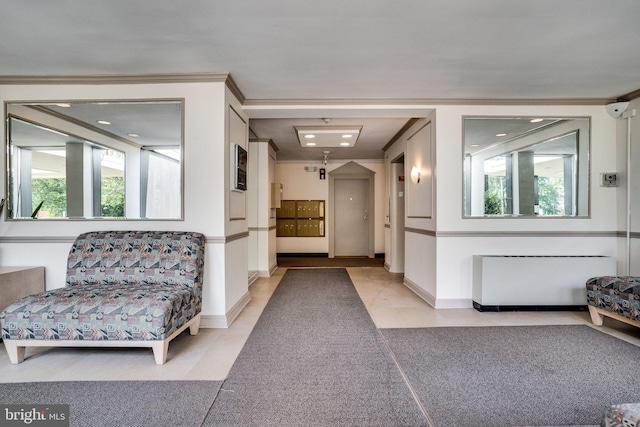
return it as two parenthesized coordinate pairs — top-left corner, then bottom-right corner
(464, 116), (590, 218)
(5, 100), (183, 220)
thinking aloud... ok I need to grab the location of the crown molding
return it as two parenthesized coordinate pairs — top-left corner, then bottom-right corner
(248, 137), (279, 152)
(225, 74), (246, 104)
(618, 88), (640, 102)
(0, 72), (247, 104)
(276, 158), (384, 165)
(0, 73), (231, 85)
(243, 97), (616, 107)
(382, 118), (420, 151)
(0, 75), (616, 107)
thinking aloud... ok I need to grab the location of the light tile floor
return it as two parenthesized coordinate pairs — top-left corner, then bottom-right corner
(1, 266), (638, 383)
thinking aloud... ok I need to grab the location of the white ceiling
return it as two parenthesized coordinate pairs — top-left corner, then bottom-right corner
(1, 0), (639, 160)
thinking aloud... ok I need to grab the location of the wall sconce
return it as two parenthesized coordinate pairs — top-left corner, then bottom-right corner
(410, 165), (421, 184)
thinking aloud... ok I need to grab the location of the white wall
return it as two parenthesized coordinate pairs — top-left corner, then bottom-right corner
(248, 138), (278, 276)
(275, 160), (386, 254)
(0, 80), (249, 327)
(2, 83), (626, 320)
(385, 105), (621, 308)
(616, 96), (640, 275)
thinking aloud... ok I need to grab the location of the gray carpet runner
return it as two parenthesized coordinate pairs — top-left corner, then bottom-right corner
(0, 380), (222, 427)
(381, 325), (640, 427)
(204, 268), (427, 426)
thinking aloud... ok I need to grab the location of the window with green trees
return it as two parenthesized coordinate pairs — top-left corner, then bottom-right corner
(13, 142), (125, 219)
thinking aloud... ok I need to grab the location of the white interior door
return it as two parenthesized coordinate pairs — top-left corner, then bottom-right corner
(334, 179), (369, 256)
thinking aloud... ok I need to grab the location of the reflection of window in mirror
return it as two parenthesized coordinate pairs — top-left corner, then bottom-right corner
(6, 100), (183, 220)
(464, 117), (589, 218)
(8, 118), (126, 219)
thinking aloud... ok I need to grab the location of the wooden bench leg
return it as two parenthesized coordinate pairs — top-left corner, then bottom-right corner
(152, 340), (170, 365)
(189, 313), (202, 336)
(4, 340), (25, 364)
(588, 305), (604, 326)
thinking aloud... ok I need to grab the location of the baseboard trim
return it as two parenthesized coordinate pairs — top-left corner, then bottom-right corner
(404, 277), (472, 309)
(277, 253), (384, 259)
(226, 291), (252, 326)
(269, 262), (279, 276)
(436, 298), (473, 309)
(404, 277), (436, 308)
(248, 271), (259, 285)
(278, 252), (328, 258)
(200, 291), (251, 328)
(200, 315), (227, 329)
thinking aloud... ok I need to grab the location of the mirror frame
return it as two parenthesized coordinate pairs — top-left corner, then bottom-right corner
(4, 99), (185, 221)
(462, 115), (591, 219)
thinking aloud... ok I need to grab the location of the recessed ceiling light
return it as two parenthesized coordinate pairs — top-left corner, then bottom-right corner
(340, 142), (350, 146)
(306, 142), (316, 146)
(55, 103), (71, 108)
(530, 118), (544, 123)
(496, 133), (507, 137)
(296, 126), (362, 148)
(471, 144), (480, 147)
(97, 120), (111, 125)
(127, 133), (140, 138)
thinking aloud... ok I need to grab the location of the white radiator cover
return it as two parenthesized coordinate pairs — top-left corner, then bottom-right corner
(472, 255), (617, 307)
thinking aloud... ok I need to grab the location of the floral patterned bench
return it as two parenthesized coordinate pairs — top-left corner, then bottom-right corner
(0, 231), (205, 365)
(602, 402), (640, 427)
(586, 276), (640, 329)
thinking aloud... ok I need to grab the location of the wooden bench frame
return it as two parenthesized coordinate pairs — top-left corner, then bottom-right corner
(4, 313), (201, 365)
(588, 305), (640, 329)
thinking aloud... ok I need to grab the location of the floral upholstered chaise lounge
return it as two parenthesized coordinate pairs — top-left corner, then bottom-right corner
(0, 231), (205, 365)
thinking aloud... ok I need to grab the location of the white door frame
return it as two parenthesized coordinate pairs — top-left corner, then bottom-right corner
(328, 162), (375, 258)
(389, 154), (405, 273)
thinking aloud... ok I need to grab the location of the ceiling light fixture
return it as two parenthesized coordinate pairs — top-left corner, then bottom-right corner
(306, 142), (316, 146)
(530, 118), (544, 123)
(496, 133), (507, 137)
(127, 133), (141, 138)
(340, 142), (350, 146)
(296, 125), (362, 148)
(55, 103), (71, 108)
(97, 120), (111, 125)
